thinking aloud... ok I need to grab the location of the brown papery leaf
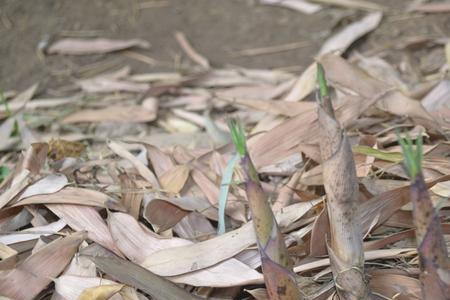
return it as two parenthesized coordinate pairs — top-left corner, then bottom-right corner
(107, 140), (160, 189)
(78, 284), (124, 300)
(0, 232), (85, 300)
(54, 275), (120, 300)
(47, 38), (150, 55)
(159, 164), (190, 194)
(81, 245), (202, 300)
(319, 12), (383, 55)
(108, 212), (263, 287)
(143, 198), (190, 232)
(145, 144), (175, 177)
(14, 186), (118, 208)
(63, 105), (156, 124)
(320, 54), (433, 121)
(119, 172), (143, 219)
(370, 273), (421, 300)
(142, 200), (319, 277)
(48, 204), (123, 256)
(191, 169), (246, 222)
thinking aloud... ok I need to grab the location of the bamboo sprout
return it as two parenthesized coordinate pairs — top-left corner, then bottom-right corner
(399, 134), (450, 300)
(229, 120), (302, 300)
(316, 63), (370, 299)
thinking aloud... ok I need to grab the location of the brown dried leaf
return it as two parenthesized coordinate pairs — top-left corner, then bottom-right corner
(119, 173), (143, 219)
(81, 245), (202, 300)
(54, 275), (120, 300)
(0, 232), (85, 300)
(14, 186), (117, 208)
(107, 140), (160, 188)
(143, 199), (190, 232)
(47, 38), (150, 55)
(63, 105), (156, 124)
(319, 12), (382, 55)
(48, 204), (123, 256)
(159, 165), (190, 194)
(78, 284), (124, 300)
(108, 212), (263, 287)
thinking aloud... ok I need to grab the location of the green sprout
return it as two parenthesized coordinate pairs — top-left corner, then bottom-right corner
(228, 119), (247, 157)
(317, 63), (329, 101)
(398, 131), (423, 180)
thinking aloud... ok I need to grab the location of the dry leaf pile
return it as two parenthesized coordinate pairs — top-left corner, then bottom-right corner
(1, 3), (450, 300)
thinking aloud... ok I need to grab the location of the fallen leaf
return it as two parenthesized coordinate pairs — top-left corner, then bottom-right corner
(260, 0), (322, 14)
(14, 186), (118, 208)
(0, 219), (66, 245)
(0, 232), (85, 300)
(48, 204), (123, 256)
(81, 245), (202, 300)
(174, 32), (210, 68)
(78, 284), (124, 300)
(54, 275), (120, 300)
(319, 12), (383, 55)
(63, 105), (156, 123)
(159, 165), (190, 194)
(47, 38), (150, 55)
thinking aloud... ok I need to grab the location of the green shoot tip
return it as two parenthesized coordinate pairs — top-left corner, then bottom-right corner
(397, 130), (423, 180)
(228, 119), (247, 157)
(317, 63), (329, 101)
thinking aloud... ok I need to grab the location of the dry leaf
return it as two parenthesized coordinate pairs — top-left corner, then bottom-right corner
(260, 0), (322, 14)
(47, 38), (150, 55)
(319, 12), (383, 55)
(0, 232), (85, 300)
(81, 245), (202, 300)
(78, 284), (124, 300)
(107, 140), (160, 188)
(107, 212), (264, 287)
(158, 165), (190, 194)
(48, 204), (123, 256)
(54, 275), (120, 300)
(174, 32), (209, 68)
(14, 186), (118, 208)
(63, 105), (156, 123)
(0, 219), (66, 245)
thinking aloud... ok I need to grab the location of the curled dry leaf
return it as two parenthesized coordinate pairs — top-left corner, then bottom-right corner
(174, 31), (210, 69)
(47, 38), (150, 55)
(107, 140), (160, 189)
(0, 232), (85, 300)
(319, 12), (382, 55)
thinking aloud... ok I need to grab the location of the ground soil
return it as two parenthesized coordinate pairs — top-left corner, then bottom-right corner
(1, 0), (450, 93)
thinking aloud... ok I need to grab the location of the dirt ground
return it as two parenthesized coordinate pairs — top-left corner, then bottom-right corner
(1, 0), (450, 93)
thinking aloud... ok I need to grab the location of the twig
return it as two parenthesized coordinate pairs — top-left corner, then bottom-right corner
(230, 41), (311, 57)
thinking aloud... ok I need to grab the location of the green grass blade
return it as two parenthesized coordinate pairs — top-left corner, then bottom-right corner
(228, 119), (247, 157)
